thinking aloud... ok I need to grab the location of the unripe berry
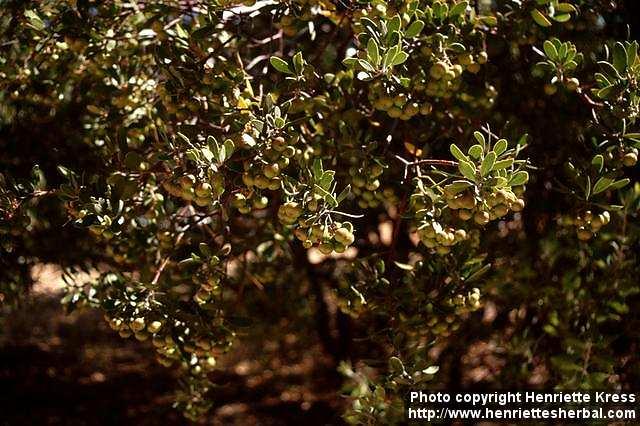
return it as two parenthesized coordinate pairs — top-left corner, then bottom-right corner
(430, 62), (447, 79)
(458, 209), (473, 221)
(231, 193), (247, 207)
(577, 227), (592, 241)
(436, 246), (451, 255)
(242, 172), (254, 187)
(423, 238), (437, 248)
(473, 211), (490, 225)
(252, 196), (268, 209)
(310, 225), (324, 241)
(268, 178), (281, 191)
(352, 175), (366, 188)
(458, 192), (476, 210)
(272, 136), (287, 151)
(318, 242), (334, 254)
(443, 70), (457, 81)
(544, 83), (557, 96)
(565, 77), (580, 92)
(419, 102), (433, 115)
(109, 318), (123, 330)
(278, 202), (302, 224)
(194, 197), (210, 207)
(277, 157), (290, 169)
(181, 187), (195, 201)
(334, 227), (355, 246)
(282, 146), (296, 158)
(263, 163), (280, 179)
(379, 96), (394, 110)
(387, 106), (402, 118)
(131, 317), (146, 332)
(333, 243), (346, 253)
(511, 199), (525, 212)
(294, 228), (308, 241)
(254, 175), (270, 189)
(195, 182), (212, 197)
(467, 63), (481, 74)
(179, 174), (196, 189)
(205, 356), (216, 369)
(458, 53), (473, 66)
(393, 93), (407, 106)
(623, 152), (638, 167)
(369, 164), (384, 178)
(493, 204), (509, 218)
(135, 332), (149, 341)
(366, 179), (380, 191)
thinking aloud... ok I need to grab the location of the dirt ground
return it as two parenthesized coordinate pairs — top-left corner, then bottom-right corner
(0, 287), (345, 425)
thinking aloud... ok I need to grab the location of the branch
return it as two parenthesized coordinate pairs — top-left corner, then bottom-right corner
(151, 232), (185, 286)
(578, 90), (605, 107)
(394, 154), (458, 181)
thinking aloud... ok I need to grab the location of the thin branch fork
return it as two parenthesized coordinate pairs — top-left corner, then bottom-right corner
(394, 154), (458, 168)
(395, 155), (459, 182)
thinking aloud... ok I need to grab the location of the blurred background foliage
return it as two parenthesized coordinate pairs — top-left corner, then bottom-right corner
(1, 0), (640, 423)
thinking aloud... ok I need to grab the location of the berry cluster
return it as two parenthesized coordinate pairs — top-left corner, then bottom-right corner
(241, 135), (298, 191)
(230, 192), (269, 214)
(369, 86), (433, 120)
(278, 200), (356, 254)
(560, 210), (611, 241)
(424, 50), (487, 98)
(410, 133), (529, 254)
(412, 183), (525, 255)
(416, 219), (468, 255)
(162, 172), (224, 207)
(448, 186), (526, 224)
(425, 287), (482, 338)
(105, 296), (225, 373)
(349, 162), (386, 209)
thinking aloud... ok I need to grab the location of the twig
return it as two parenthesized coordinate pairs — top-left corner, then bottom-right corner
(394, 154), (458, 181)
(151, 232), (185, 285)
(578, 89), (604, 107)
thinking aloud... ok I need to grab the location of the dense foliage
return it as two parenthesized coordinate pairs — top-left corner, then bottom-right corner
(2, 0), (640, 422)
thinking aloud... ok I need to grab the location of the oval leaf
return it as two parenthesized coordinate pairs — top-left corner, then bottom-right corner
(494, 139), (508, 156)
(531, 9), (552, 27)
(592, 177), (613, 195)
(450, 143), (469, 162)
(509, 170), (529, 186)
(405, 20), (425, 38)
(270, 56), (292, 74)
(391, 51), (409, 66)
(481, 151), (497, 176)
(473, 131), (486, 148)
(367, 38), (379, 66)
(458, 160), (477, 181)
(468, 144), (483, 159)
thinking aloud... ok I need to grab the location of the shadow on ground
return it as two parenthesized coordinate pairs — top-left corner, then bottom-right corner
(0, 293), (344, 425)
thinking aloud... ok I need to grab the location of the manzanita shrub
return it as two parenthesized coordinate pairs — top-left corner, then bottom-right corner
(1, 0), (640, 422)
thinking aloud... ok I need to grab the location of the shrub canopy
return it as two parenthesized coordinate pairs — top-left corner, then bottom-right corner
(1, 0), (640, 422)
